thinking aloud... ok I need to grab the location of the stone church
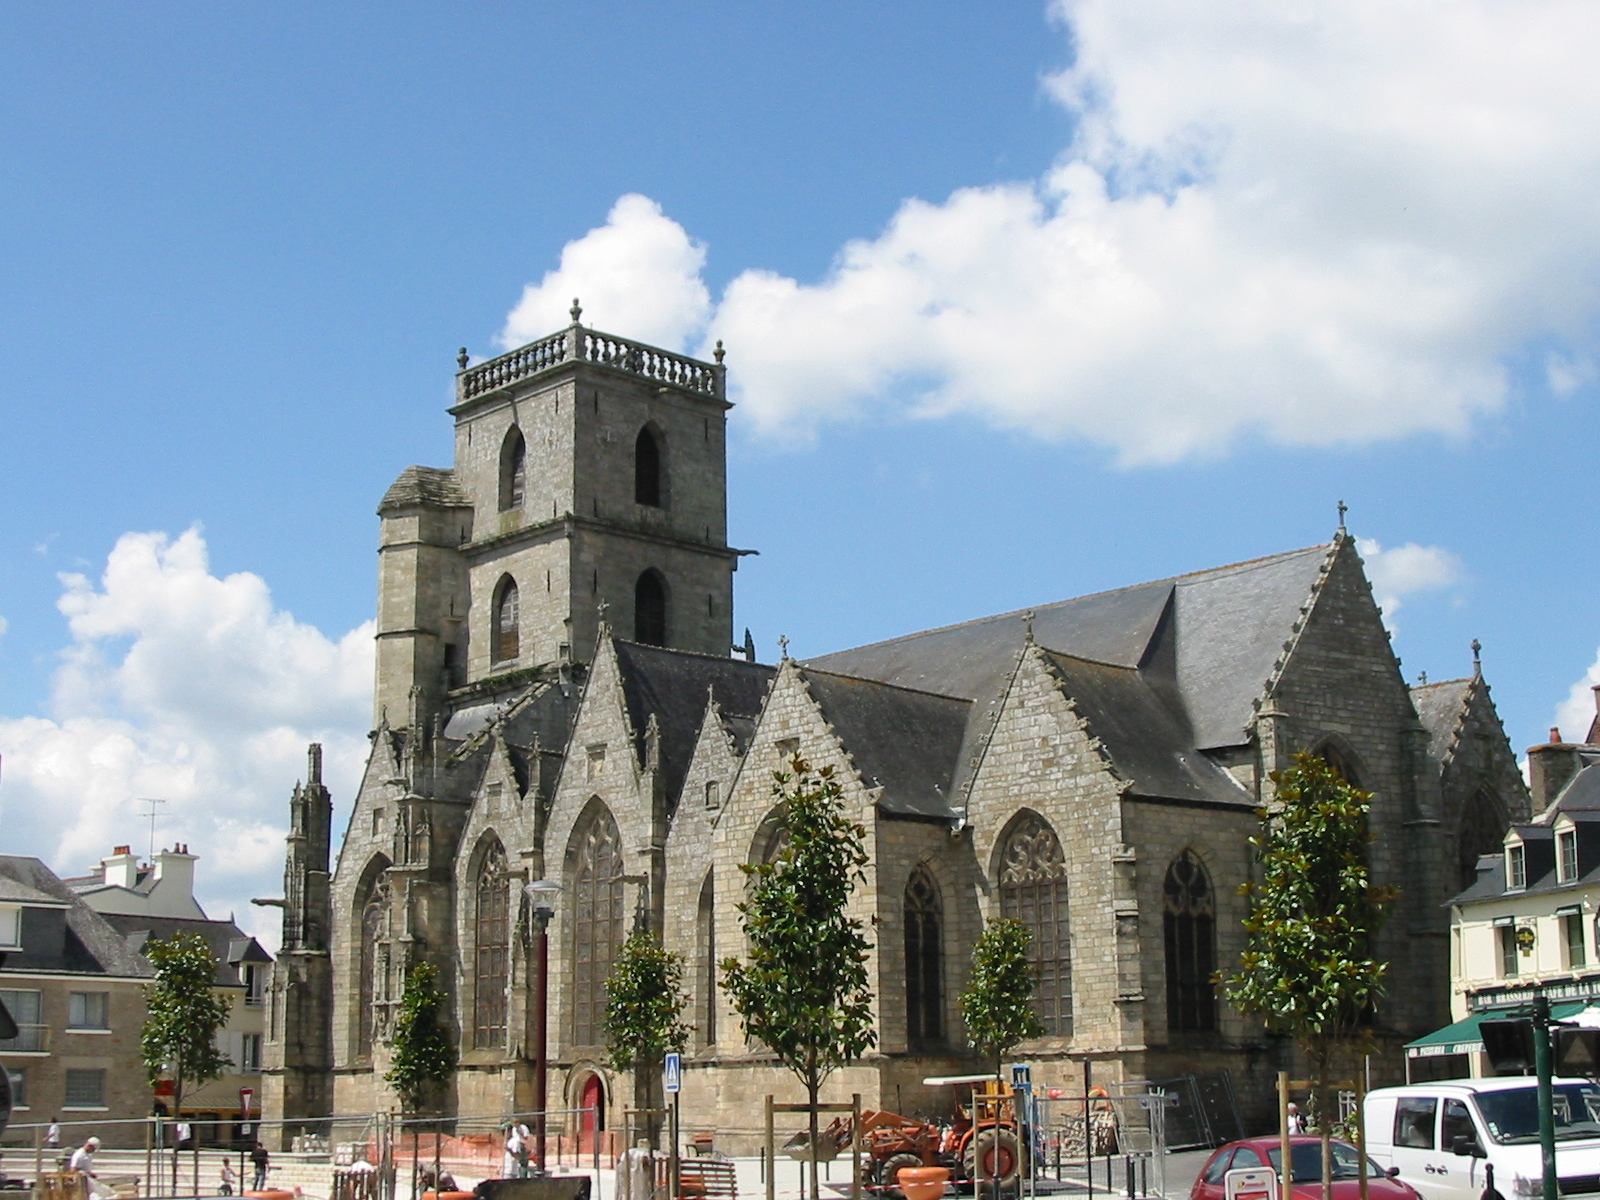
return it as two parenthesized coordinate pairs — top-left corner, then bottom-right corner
(261, 307), (1531, 1146)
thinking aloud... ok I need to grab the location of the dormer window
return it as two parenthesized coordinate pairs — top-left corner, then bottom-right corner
(1559, 828), (1580, 883)
(0, 906), (19, 951)
(1507, 843), (1527, 891)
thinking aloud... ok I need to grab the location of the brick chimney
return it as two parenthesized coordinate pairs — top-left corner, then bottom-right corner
(1529, 727), (1585, 811)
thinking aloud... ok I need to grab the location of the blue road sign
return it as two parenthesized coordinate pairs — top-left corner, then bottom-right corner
(664, 1052), (682, 1094)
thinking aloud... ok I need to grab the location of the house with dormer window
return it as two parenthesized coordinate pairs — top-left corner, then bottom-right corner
(1426, 720), (1600, 1079)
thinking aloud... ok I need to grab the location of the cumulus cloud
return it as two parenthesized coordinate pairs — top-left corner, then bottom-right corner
(1355, 537), (1463, 631)
(499, 194), (711, 355)
(1556, 649), (1600, 745)
(0, 528), (373, 949)
(500, 1), (1600, 463)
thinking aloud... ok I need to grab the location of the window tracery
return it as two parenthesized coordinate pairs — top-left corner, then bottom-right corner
(572, 808), (626, 1046)
(997, 814), (1071, 1037)
(1163, 849), (1216, 1033)
(904, 867), (944, 1047)
(474, 841), (510, 1049)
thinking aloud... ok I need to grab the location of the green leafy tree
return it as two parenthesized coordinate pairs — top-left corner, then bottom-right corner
(141, 933), (232, 1189)
(1222, 753), (1397, 1200)
(603, 929), (690, 1145)
(721, 755), (876, 1200)
(960, 918), (1043, 1199)
(386, 962), (458, 1114)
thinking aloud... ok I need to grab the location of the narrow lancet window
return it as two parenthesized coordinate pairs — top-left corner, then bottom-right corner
(493, 576), (520, 663)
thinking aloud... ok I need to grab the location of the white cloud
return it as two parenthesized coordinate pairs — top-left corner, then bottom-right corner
(1556, 649), (1600, 746)
(1355, 537), (1463, 631)
(0, 528), (374, 950)
(502, 1), (1600, 463)
(499, 194), (710, 355)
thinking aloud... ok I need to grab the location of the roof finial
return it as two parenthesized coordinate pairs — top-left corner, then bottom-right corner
(570, 298), (583, 324)
(456, 347), (469, 370)
(597, 598), (610, 632)
(1337, 499), (1348, 533)
(1022, 609), (1035, 643)
(778, 634), (790, 660)
(1471, 638), (1482, 678)
(714, 340), (725, 365)
(1418, 670), (1427, 685)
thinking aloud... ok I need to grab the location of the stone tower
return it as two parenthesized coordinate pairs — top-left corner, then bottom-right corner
(261, 743), (333, 1130)
(372, 303), (741, 732)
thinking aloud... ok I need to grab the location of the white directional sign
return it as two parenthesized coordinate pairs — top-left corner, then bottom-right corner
(664, 1052), (682, 1094)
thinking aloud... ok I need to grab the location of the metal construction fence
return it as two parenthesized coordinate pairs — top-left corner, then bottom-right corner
(0, 1108), (623, 1200)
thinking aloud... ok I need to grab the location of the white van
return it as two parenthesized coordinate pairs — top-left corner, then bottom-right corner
(1366, 1078), (1600, 1200)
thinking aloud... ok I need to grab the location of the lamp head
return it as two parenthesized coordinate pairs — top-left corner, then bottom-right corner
(524, 879), (561, 918)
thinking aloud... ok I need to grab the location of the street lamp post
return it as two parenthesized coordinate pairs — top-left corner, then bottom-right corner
(525, 880), (561, 1177)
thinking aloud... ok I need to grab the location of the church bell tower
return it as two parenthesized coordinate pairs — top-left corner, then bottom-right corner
(372, 303), (743, 731)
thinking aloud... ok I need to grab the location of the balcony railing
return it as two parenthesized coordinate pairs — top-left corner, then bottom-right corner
(459, 325), (723, 402)
(0, 1023), (48, 1053)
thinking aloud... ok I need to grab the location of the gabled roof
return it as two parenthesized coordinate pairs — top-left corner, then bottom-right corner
(0, 856), (153, 977)
(100, 913), (271, 987)
(0, 875), (70, 906)
(1040, 651), (1249, 807)
(611, 641), (776, 809)
(797, 667), (971, 819)
(808, 545), (1331, 803)
(1412, 678), (1476, 764)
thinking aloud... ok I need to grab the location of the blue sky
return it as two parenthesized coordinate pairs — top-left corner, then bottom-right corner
(2, 1), (1598, 940)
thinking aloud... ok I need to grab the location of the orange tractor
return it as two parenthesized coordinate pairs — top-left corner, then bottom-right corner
(786, 1075), (1025, 1196)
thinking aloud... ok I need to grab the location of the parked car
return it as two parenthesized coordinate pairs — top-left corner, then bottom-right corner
(1365, 1078), (1600, 1200)
(1191, 1136), (1419, 1200)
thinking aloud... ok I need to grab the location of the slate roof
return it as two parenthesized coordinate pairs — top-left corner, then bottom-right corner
(1041, 652), (1249, 807)
(378, 466), (472, 513)
(0, 875), (68, 906)
(797, 668), (971, 819)
(611, 641), (776, 809)
(808, 544), (1331, 805)
(0, 856), (153, 977)
(1450, 762), (1600, 905)
(1412, 678), (1475, 764)
(99, 913), (270, 987)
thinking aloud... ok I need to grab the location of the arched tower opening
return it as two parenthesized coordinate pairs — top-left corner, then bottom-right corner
(635, 570), (667, 646)
(634, 426), (663, 507)
(500, 426), (527, 511)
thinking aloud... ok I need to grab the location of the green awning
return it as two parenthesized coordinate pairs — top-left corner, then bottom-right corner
(1407, 1003), (1593, 1059)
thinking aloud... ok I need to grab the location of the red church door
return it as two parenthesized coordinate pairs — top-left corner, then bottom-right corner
(581, 1074), (605, 1151)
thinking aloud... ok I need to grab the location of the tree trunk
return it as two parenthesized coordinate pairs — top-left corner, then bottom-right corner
(173, 1076), (184, 1197)
(808, 1050), (821, 1200)
(1315, 1054), (1333, 1200)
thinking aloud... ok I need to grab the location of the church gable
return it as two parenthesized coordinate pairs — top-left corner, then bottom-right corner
(966, 643), (1134, 1055)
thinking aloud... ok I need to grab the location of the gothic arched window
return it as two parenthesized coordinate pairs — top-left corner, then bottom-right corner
(474, 841), (509, 1049)
(572, 806), (627, 1046)
(696, 872), (716, 1047)
(357, 868), (390, 1056)
(493, 576), (520, 663)
(1316, 740), (1365, 788)
(635, 427), (662, 507)
(500, 426), (527, 511)
(1163, 849), (1216, 1033)
(904, 868), (944, 1048)
(1459, 788), (1509, 891)
(635, 570), (667, 646)
(997, 814), (1072, 1037)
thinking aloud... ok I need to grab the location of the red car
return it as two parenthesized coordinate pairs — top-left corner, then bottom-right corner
(1192, 1137), (1421, 1200)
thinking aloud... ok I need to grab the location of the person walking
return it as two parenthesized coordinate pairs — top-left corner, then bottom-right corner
(44, 1119), (61, 1149)
(250, 1142), (270, 1191)
(513, 1121), (532, 1178)
(502, 1125), (523, 1179)
(1286, 1103), (1305, 1135)
(220, 1159), (236, 1196)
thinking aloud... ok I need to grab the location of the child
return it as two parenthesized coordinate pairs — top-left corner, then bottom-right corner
(220, 1159), (236, 1195)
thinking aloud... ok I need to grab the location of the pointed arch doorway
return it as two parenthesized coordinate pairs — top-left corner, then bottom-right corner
(579, 1071), (606, 1153)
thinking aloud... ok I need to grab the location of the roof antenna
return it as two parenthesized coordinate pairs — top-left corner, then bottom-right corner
(1471, 638), (1482, 679)
(138, 797), (168, 861)
(1337, 499), (1348, 534)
